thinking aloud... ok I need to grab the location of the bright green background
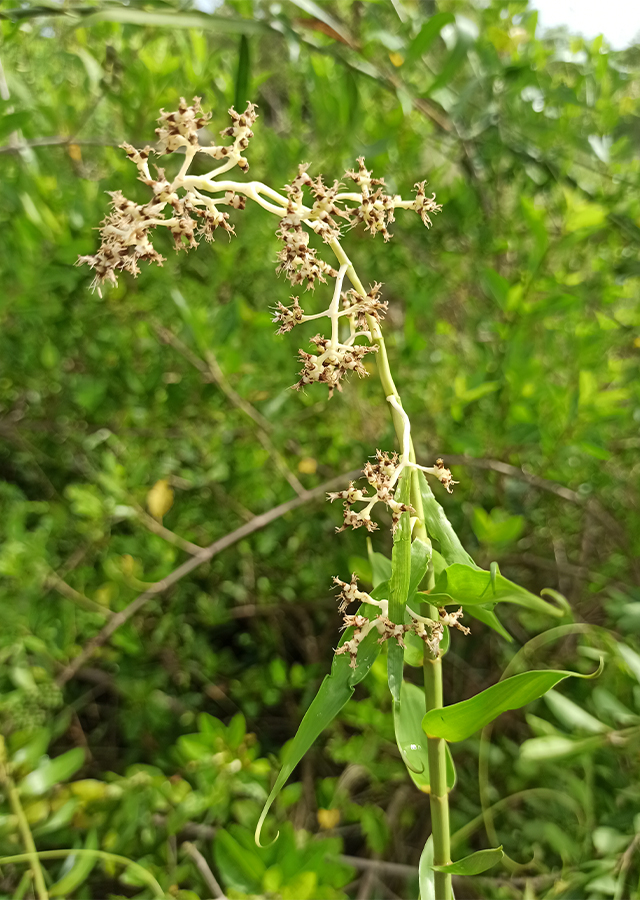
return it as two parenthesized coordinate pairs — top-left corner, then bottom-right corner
(1, 1), (640, 897)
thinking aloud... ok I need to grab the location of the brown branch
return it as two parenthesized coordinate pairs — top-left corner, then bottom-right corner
(56, 471), (359, 686)
(45, 572), (114, 618)
(182, 842), (228, 900)
(0, 136), (122, 155)
(133, 503), (204, 555)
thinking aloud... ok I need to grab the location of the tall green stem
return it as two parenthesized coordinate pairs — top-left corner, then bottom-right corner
(424, 648), (452, 898)
(0, 738), (48, 900)
(330, 238), (452, 899)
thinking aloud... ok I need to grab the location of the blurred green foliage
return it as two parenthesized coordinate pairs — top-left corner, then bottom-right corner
(0, 0), (639, 896)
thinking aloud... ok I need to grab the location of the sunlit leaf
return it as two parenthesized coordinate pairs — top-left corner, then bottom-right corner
(394, 682), (456, 792)
(255, 583), (388, 844)
(406, 12), (455, 65)
(432, 846), (503, 875)
(20, 748), (85, 797)
(49, 828), (99, 897)
(418, 835), (435, 900)
(425, 563), (569, 617)
(423, 662), (603, 742)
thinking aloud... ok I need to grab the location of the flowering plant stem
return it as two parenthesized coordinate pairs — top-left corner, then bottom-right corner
(80, 98), (527, 899)
(0, 738), (48, 900)
(330, 236), (451, 891)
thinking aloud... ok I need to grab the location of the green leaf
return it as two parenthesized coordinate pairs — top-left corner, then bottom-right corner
(394, 682), (456, 793)
(234, 35), (251, 112)
(481, 268), (510, 310)
(32, 798), (80, 838)
(418, 472), (476, 568)
(565, 199), (607, 233)
(388, 470), (412, 702)
(423, 662), (603, 742)
(417, 473), (511, 641)
(20, 748), (85, 797)
(463, 603), (512, 642)
(520, 196), (549, 271)
(418, 835), (435, 900)
(255, 584), (388, 844)
(77, 10), (270, 35)
(432, 846), (503, 875)
(618, 643), (640, 684)
(11, 728), (51, 774)
(543, 689), (609, 734)
(520, 733), (606, 761)
(472, 507), (524, 547)
(406, 12), (455, 65)
(214, 828), (265, 893)
(426, 20), (476, 96)
(409, 539), (431, 595)
(367, 540), (391, 587)
(49, 828), (98, 897)
(427, 563), (568, 617)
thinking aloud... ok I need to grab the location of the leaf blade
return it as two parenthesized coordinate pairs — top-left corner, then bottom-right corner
(255, 586), (388, 843)
(423, 663), (603, 742)
(432, 846), (503, 875)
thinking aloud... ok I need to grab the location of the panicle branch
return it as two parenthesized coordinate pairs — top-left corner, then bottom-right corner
(331, 574), (469, 670)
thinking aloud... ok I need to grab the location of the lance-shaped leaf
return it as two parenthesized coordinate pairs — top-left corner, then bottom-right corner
(20, 747), (85, 797)
(418, 835), (435, 900)
(425, 563), (569, 618)
(520, 733), (607, 761)
(405, 11), (455, 65)
(255, 582), (389, 844)
(388, 470), (412, 703)
(423, 662), (603, 742)
(394, 682), (456, 792)
(418, 472), (476, 568)
(49, 828), (99, 897)
(463, 602), (512, 642)
(409, 538), (431, 595)
(432, 846), (503, 875)
(418, 472), (511, 641)
(368, 540), (391, 587)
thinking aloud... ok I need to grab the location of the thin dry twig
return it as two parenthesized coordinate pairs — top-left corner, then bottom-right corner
(0, 136), (122, 155)
(56, 471), (359, 686)
(182, 842), (228, 900)
(133, 503), (204, 555)
(45, 572), (114, 619)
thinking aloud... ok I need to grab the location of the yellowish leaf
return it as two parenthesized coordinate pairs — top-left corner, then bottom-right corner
(68, 143), (82, 162)
(147, 478), (174, 519)
(317, 808), (340, 829)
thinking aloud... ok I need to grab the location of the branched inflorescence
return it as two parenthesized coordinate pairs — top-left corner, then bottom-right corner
(78, 97), (460, 670)
(331, 575), (469, 669)
(77, 97), (440, 399)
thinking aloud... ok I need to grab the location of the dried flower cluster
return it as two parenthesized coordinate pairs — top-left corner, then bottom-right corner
(296, 335), (378, 398)
(328, 450), (413, 533)
(332, 575), (469, 669)
(78, 96), (467, 679)
(77, 98), (259, 294)
(77, 97), (441, 401)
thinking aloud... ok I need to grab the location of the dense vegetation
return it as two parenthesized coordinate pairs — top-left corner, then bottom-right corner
(1, 1), (639, 897)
